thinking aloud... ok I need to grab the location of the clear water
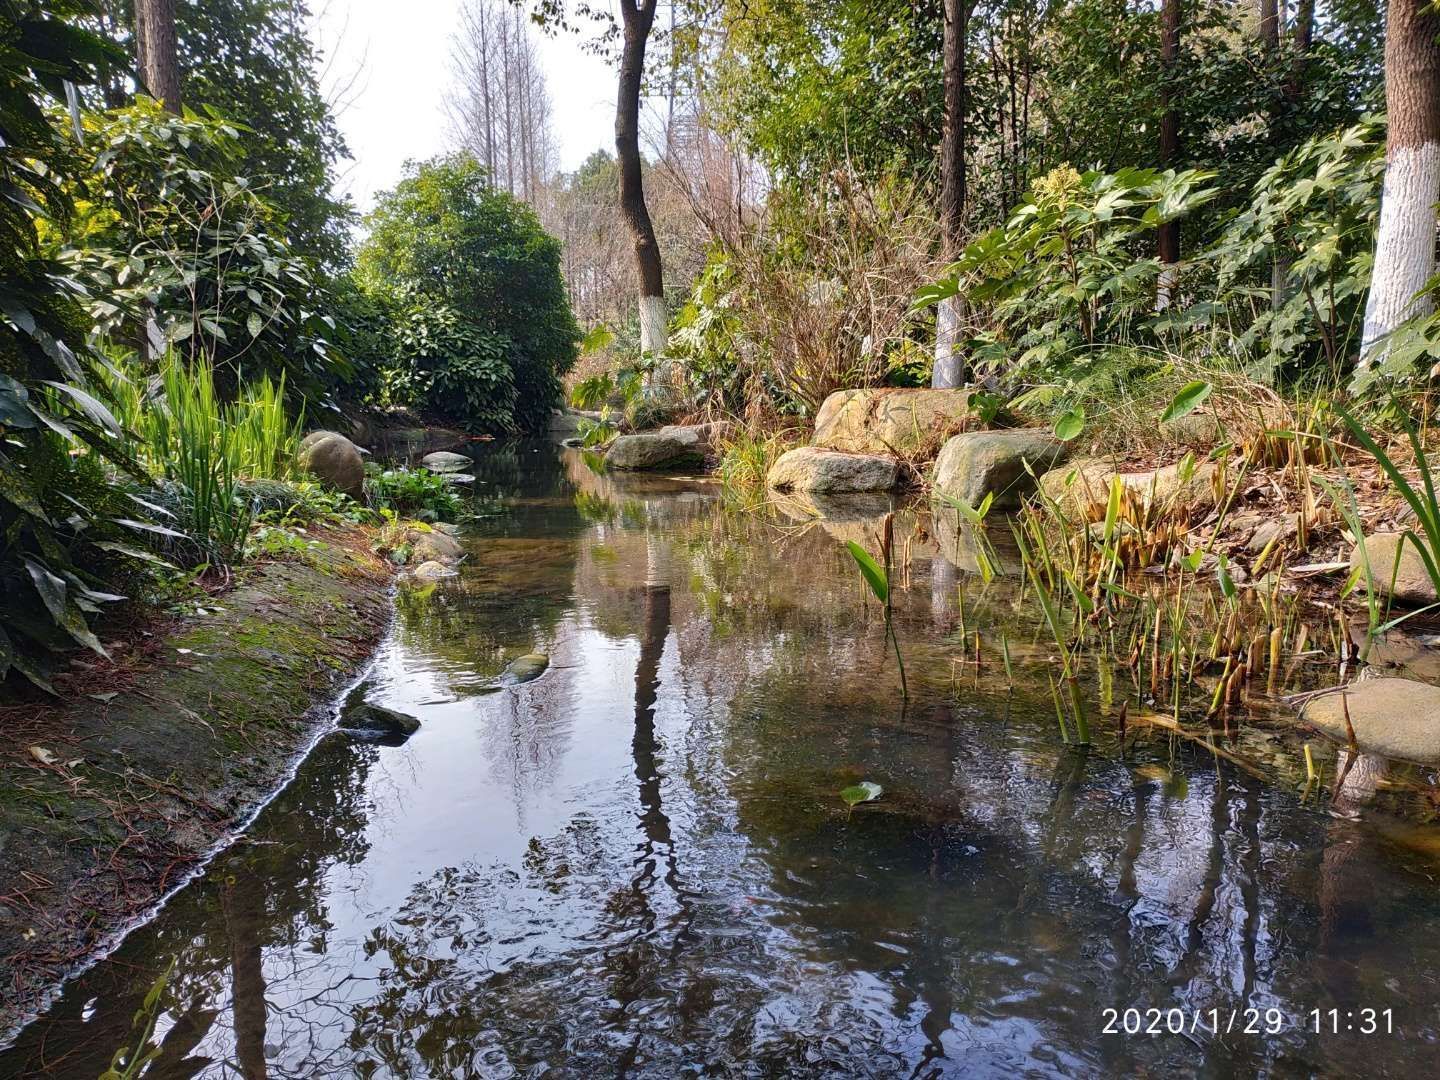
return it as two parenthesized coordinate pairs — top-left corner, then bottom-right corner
(4, 441), (1440, 1078)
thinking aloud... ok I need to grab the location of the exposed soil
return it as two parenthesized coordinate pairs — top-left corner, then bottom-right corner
(0, 526), (393, 1037)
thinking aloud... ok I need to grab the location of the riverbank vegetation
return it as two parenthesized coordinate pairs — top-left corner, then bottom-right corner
(4, 0), (1440, 764)
(0, 0), (575, 694)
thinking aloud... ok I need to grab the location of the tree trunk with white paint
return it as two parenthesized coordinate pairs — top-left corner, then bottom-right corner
(617, 0), (668, 362)
(933, 0), (972, 388)
(1360, 0), (1440, 368)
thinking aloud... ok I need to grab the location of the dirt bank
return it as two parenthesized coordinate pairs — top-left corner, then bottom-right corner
(0, 526), (393, 1037)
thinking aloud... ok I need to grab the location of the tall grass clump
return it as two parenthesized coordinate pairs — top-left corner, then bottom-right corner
(104, 354), (303, 566)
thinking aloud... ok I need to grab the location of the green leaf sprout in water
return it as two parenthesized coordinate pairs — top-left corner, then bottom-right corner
(846, 540), (889, 603)
(840, 781), (883, 807)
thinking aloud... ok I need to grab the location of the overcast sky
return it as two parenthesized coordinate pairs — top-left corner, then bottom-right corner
(310, 0), (617, 214)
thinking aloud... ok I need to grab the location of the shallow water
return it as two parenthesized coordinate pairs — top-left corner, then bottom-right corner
(5, 441), (1440, 1078)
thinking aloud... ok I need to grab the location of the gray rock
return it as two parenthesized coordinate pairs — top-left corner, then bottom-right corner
(410, 560), (457, 582)
(932, 429), (1067, 510)
(1302, 678), (1440, 764)
(407, 528), (463, 564)
(442, 473), (475, 485)
(422, 450), (472, 473)
(1039, 457), (1218, 521)
(298, 432), (365, 499)
(605, 431), (705, 470)
(812, 388), (973, 457)
(1349, 532), (1439, 606)
(1247, 515), (1298, 554)
(340, 702), (421, 738)
(766, 447), (900, 493)
(299, 429), (346, 455)
(505, 652), (549, 684)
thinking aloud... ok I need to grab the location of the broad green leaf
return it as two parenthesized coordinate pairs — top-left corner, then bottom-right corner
(1053, 406), (1085, 442)
(1160, 380), (1212, 424)
(42, 381), (122, 436)
(840, 781), (883, 807)
(846, 541), (889, 603)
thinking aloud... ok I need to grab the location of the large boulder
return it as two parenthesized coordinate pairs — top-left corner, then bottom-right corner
(1301, 678), (1440, 764)
(422, 450), (471, 473)
(812, 388), (973, 457)
(299, 432), (365, 499)
(1038, 457), (1218, 522)
(1349, 533), (1438, 607)
(605, 423), (726, 471)
(932, 429), (1068, 510)
(767, 447), (900, 494)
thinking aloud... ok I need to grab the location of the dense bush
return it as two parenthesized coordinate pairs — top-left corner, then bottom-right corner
(0, 1), (146, 689)
(355, 153), (579, 433)
(59, 100), (342, 398)
(671, 170), (939, 416)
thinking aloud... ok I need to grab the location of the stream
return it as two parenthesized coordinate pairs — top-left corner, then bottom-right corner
(3, 440), (1440, 1077)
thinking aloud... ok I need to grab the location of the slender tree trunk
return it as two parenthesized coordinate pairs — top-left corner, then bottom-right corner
(1257, 0), (1279, 47)
(1360, 0), (1440, 368)
(933, 0), (972, 389)
(134, 0), (180, 112)
(1156, 0), (1181, 311)
(480, 4), (495, 178)
(617, 0), (667, 358)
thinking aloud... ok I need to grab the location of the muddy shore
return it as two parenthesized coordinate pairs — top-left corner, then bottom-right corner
(0, 527), (392, 1037)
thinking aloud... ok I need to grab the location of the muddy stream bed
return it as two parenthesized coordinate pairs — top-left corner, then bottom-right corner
(4, 441), (1440, 1077)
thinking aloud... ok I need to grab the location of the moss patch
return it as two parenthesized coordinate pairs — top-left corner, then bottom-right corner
(0, 526), (392, 1035)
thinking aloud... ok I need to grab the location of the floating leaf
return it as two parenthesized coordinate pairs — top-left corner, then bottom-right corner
(840, 781), (884, 807)
(1160, 380), (1213, 424)
(845, 541), (888, 603)
(1053, 406), (1085, 442)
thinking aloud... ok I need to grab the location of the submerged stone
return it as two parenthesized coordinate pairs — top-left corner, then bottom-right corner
(932, 429), (1067, 510)
(1302, 678), (1440, 764)
(506, 652), (550, 683)
(767, 446), (899, 494)
(423, 451), (472, 473)
(340, 702), (421, 740)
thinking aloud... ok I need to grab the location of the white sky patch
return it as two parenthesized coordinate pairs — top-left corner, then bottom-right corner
(309, 0), (617, 214)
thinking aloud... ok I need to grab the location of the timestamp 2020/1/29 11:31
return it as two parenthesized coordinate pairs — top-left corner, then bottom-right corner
(1101, 1007), (1395, 1037)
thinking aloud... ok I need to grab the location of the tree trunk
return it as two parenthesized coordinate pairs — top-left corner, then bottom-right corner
(617, 0), (667, 358)
(933, 0), (971, 388)
(134, 0), (181, 112)
(1156, 0), (1182, 311)
(1360, 0), (1440, 368)
(1257, 0), (1278, 47)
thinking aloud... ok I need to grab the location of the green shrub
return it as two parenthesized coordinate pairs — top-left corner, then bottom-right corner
(364, 465), (466, 523)
(355, 153), (579, 433)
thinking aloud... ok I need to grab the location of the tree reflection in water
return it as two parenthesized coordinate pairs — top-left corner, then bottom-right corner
(7, 444), (1440, 1078)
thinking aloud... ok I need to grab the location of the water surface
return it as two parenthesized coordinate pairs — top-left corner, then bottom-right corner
(4, 441), (1439, 1078)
